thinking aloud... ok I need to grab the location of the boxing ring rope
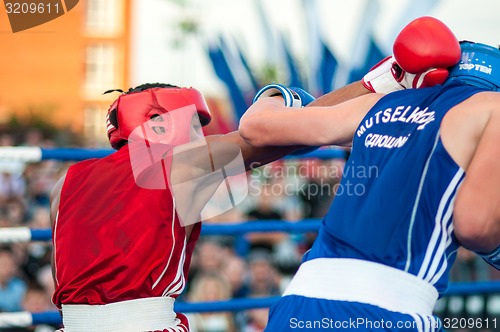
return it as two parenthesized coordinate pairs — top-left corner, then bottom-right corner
(0, 219), (323, 243)
(0, 146), (499, 328)
(0, 146), (346, 162)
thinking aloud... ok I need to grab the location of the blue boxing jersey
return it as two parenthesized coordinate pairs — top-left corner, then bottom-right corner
(305, 82), (485, 294)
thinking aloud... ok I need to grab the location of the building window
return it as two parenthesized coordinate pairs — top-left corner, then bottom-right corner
(83, 105), (108, 147)
(84, 43), (116, 95)
(85, 0), (122, 35)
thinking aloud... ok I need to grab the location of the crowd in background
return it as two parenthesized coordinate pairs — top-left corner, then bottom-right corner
(0, 130), (499, 332)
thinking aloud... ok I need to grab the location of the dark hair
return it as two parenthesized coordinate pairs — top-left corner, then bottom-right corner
(103, 83), (180, 96)
(126, 83), (180, 94)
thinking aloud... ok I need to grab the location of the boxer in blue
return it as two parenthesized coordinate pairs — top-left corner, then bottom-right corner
(239, 17), (500, 332)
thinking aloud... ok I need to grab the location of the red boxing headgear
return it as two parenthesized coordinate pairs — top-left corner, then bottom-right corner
(106, 86), (212, 150)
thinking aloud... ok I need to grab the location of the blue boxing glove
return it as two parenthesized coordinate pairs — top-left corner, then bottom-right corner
(253, 84), (319, 156)
(478, 246), (500, 271)
(253, 84), (315, 108)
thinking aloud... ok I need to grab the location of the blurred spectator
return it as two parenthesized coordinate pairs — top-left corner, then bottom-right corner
(247, 250), (281, 297)
(22, 283), (52, 313)
(450, 247), (490, 282)
(0, 167), (25, 195)
(0, 247), (28, 312)
(194, 239), (229, 275)
(35, 264), (56, 304)
(246, 183), (283, 221)
(0, 133), (15, 146)
(272, 238), (302, 276)
(221, 255), (249, 298)
(491, 266), (500, 280)
(297, 159), (343, 253)
(298, 159), (342, 219)
(23, 162), (60, 207)
(3, 197), (28, 226)
(187, 273), (236, 332)
(22, 129), (43, 147)
(242, 307), (269, 332)
(22, 208), (52, 281)
(26, 207), (50, 229)
(245, 183), (287, 253)
(0, 167), (26, 205)
(0, 214), (10, 227)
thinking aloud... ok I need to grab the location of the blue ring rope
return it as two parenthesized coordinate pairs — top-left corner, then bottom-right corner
(37, 147), (345, 161)
(41, 148), (114, 161)
(29, 220), (323, 241)
(443, 281), (500, 296)
(30, 229), (53, 241)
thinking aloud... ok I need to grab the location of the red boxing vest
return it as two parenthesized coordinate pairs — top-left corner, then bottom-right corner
(52, 145), (200, 324)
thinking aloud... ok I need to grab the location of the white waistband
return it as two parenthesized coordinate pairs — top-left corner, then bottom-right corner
(62, 297), (178, 332)
(283, 258), (438, 316)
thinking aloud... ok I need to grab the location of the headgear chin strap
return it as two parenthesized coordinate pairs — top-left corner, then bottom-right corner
(448, 42), (500, 91)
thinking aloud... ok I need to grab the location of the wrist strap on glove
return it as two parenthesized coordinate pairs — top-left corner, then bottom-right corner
(253, 83), (303, 108)
(362, 56), (405, 94)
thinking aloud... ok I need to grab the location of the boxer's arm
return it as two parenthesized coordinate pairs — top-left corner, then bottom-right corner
(309, 81), (371, 106)
(201, 81), (372, 169)
(204, 132), (300, 171)
(239, 93), (383, 148)
(49, 176), (64, 229)
(454, 104), (500, 253)
(50, 175), (65, 281)
(168, 82), (376, 224)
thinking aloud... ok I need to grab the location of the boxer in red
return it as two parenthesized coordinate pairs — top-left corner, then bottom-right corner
(51, 84), (211, 332)
(49, 83), (324, 332)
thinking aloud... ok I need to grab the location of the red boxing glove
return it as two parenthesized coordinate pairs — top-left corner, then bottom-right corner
(363, 16), (461, 93)
(393, 16), (461, 74)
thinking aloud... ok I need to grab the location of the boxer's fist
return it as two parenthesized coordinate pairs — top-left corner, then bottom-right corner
(253, 84), (319, 155)
(253, 84), (315, 108)
(363, 16), (461, 93)
(393, 16), (461, 74)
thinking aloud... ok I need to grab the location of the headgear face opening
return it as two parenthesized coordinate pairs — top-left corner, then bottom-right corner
(448, 42), (500, 91)
(106, 86), (212, 150)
